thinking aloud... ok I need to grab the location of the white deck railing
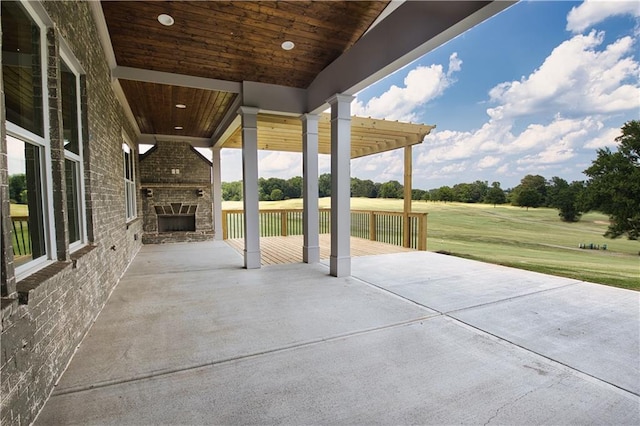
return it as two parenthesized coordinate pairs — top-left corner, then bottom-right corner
(222, 208), (427, 250)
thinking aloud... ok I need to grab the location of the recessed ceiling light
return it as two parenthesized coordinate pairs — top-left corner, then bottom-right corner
(158, 14), (175, 26)
(281, 41), (295, 51)
(174, 126), (183, 130)
(175, 104), (186, 109)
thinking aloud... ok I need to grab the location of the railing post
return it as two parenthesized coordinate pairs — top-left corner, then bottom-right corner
(369, 211), (376, 241)
(418, 213), (428, 251)
(222, 211), (228, 240)
(403, 145), (412, 248)
(281, 210), (288, 237)
(403, 213), (410, 248)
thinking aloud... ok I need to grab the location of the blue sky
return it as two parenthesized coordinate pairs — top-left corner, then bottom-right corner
(225, 0), (640, 189)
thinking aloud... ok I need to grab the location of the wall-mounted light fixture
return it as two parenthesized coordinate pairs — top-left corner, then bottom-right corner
(144, 188), (153, 198)
(197, 189), (204, 197)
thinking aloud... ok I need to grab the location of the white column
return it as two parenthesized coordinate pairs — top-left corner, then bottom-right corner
(328, 94), (354, 277)
(212, 147), (223, 241)
(240, 106), (261, 269)
(302, 114), (320, 263)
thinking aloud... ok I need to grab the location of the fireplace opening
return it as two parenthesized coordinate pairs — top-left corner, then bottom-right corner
(157, 215), (196, 232)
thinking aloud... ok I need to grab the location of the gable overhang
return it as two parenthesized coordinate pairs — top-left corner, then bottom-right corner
(306, 1), (515, 113)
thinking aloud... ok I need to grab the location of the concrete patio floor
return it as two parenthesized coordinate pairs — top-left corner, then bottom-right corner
(35, 240), (639, 425)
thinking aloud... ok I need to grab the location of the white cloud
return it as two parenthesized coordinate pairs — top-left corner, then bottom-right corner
(259, 151), (301, 176)
(417, 120), (516, 164)
(318, 154), (331, 175)
(567, 0), (640, 33)
(352, 53), (461, 122)
(221, 149), (305, 181)
(495, 163), (510, 176)
(504, 116), (596, 155)
(516, 143), (575, 165)
(414, 114), (624, 185)
(352, 150), (404, 182)
(487, 31), (640, 121)
(447, 52), (462, 76)
(583, 126), (623, 149)
(477, 156), (501, 169)
(439, 161), (470, 175)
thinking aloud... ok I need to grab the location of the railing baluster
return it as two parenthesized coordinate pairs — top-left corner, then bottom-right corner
(12, 220), (21, 256)
(10, 216), (30, 257)
(281, 210), (288, 236)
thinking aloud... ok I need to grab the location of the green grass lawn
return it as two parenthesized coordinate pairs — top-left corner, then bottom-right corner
(223, 198), (639, 290)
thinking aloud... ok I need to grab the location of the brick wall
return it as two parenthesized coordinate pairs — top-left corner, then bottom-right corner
(139, 141), (214, 243)
(1, 2), (16, 298)
(1, 1), (143, 424)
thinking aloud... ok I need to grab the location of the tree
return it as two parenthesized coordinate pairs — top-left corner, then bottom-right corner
(484, 182), (506, 207)
(511, 174), (546, 208)
(434, 186), (455, 202)
(285, 176), (302, 199)
(351, 177), (377, 198)
(9, 174), (27, 203)
(270, 188), (284, 201)
(378, 180), (403, 199)
(584, 120), (640, 239)
(452, 183), (472, 202)
(361, 179), (377, 198)
(547, 177), (584, 222)
(521, 174), (547, 197)
(318, 173), (331, 197)
(259, 177), (287, 200)
(412, 189), (427, 201)
(221, 181), (242, 201)
(516, 188), (542, 211)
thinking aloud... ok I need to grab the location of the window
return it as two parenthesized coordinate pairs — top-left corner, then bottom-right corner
(123, 141), (137, 221)
(61, 57), (86, 247)
(3, 0), (54, 275)
(7, 135), (47, 268)
(2, 0), (44, 137)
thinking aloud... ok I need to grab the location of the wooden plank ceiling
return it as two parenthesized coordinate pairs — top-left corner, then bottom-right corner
(220, 114), (435, 159)
(119, 80), (237, 137)
(101, 1), (389, 139)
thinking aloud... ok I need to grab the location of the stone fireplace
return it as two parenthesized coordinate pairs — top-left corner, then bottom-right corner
(139, 141), (214, 244)
(156, 203), (197, 232)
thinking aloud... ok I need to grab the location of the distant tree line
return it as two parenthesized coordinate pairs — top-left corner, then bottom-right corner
(221, 120), (639, 240)
(8, 174), (27, 204)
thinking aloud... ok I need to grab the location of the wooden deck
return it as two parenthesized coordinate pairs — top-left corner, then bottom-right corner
(225, 235), (414, 266)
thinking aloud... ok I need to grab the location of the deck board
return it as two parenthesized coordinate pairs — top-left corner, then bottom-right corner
(226, 235), (414, 266)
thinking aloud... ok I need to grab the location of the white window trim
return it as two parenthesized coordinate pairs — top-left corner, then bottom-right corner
(6, 2), (56, 280)
(7, 128), (54, 280)
(7, 127), (52, 278)
(123, 135), (137, 222)
(60, 48), (87, 250)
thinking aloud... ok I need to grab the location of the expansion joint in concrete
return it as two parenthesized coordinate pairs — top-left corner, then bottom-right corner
(50, 314), (437, 399)
(353, 275), (638, 399)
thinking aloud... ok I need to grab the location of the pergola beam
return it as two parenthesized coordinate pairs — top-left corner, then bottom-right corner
(219, 113), (434, 159)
